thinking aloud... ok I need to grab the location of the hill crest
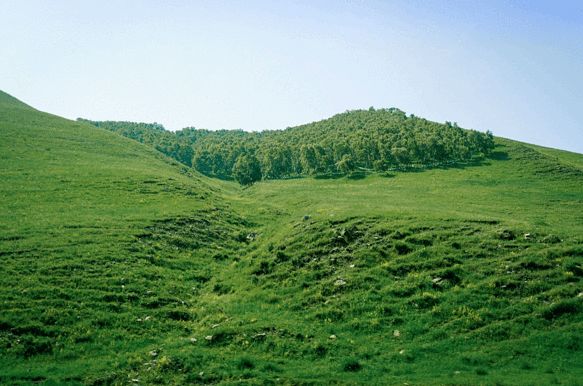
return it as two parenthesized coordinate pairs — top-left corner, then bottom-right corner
(0, 90), (35, 110)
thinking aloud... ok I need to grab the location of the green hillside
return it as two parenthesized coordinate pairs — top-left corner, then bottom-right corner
(80, 109), (494, 184)
(1, 91), (582, 385)
(0, 91), (236, 382)
(522, 142), (583, 172)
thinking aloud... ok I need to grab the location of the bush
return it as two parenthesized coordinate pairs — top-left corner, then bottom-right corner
(542, 300), (580, 320)
(342, 358), (362, 372)
(394, 242), (412, 255)
(237, 356), (255, 370)
(19, 336), (53, 357)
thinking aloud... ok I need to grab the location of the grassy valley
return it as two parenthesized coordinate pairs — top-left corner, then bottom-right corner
(1, 91), (582, 385)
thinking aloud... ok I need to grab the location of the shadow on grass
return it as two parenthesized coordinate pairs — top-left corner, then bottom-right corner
(490, 151), (510, 161)
(384, 152), (510, 174)
(347, 172), (366, 180)
(434, 158), (488, 171)
(314, 173), (344, 180)
(255, 151), (512, 184)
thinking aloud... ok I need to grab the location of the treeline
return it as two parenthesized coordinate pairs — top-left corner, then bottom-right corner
(79, 108), (494, 185)
(77, 119), (195, 166)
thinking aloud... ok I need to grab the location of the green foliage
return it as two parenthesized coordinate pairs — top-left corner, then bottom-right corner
(232, 153), (262, 186)
(77, 119), (195, 166)
(82, 108), (495, 184)
(342, 358), (362, 372)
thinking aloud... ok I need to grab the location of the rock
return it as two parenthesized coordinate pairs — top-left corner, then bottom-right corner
(393, 330), (401, 337)
(205, 335), (213, 341)
(329, 334), (337, 340)
(149, 350), (158, 357)
(578, 292), (583, 298)
(399, 349), (405, 355)
(524, 233), (532, 240)
(349, 264), (355, 268)
(334, 279), (347, 286)
(431, 277), (442, 283)
(190, 337), (197, 343)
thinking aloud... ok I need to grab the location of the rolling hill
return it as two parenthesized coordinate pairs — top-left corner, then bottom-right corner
(1, 90), (582, 385)
(80, 109), (495, 183)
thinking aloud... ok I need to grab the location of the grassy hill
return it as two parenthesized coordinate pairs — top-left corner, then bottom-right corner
(1, 91), (582, 385)
(81, 109), (494, 183)
(0, 90), (239, 382)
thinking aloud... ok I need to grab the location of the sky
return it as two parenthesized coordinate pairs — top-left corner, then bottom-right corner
(1, 0), (582, 153)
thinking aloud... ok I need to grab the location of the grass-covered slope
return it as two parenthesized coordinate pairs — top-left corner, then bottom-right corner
(0, 91), (242, 383)
(1, 91), (582, 385)
(160, 138), (582, 385)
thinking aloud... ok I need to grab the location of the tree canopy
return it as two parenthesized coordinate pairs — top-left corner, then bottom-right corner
(232, 153), (262, 186)
(80, 108), (495, 185)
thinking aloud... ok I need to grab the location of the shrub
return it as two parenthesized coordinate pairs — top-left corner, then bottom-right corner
(394, 242), (412, 255)
(237, 356), (255, 370)
(342, 358), (362, 372)
(542, 300), (580, 320)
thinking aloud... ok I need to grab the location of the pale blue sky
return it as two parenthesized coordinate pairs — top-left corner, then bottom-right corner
(1, 0), (582, 153)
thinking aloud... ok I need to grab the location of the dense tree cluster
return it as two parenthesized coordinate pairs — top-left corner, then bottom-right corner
(80, 108), (494, 185)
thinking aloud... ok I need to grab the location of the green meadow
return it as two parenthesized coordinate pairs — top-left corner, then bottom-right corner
(1, 90), (582, 385)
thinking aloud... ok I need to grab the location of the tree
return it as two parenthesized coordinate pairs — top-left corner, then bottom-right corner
(336, 154), (355, 174)
(391, 146), (410, 165)
(192, 149), (213, 175)
(232, 153), (262, 186)
(300, 145), (318, 175)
